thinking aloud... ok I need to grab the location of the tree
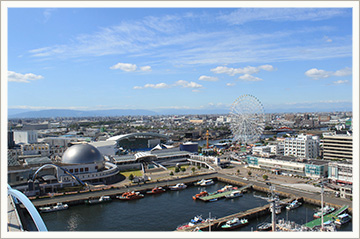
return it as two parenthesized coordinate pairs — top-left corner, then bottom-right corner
(191, 167), (196, 173)
(237, 169), (240, 174)
(180, 167), (186, 172)
(263, 174), (268, 180)
(128, 174), (134, 181)
(170, 171), (174, 176)
(197, 165), (201, 170)
(175, 167), (180, 173)
(248, 171), (252, 176)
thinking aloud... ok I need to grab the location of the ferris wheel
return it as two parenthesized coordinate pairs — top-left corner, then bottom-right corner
(229, 94), (265, 145)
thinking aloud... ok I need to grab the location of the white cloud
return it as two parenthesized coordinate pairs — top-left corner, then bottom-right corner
(211, 65), (274, 76)
(323, 36), (333, 43)
(175, 80), (203, 89)
(218, 8), (348, 25)
(144, 83), (170, 89)
(110, 63), (137, 72)
(305, 67), (352, 80)
(238, 74), (263, 82)
(333, 80), (349, 84)
(198, 75), (218, 82)
(8, 71), (44, 83)
(226, 83), (235, 87)
(140, 66), (152, 72)
(333, 67), (352, 77)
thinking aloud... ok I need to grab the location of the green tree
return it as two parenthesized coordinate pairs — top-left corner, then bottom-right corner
(128, 174), (134, 181)
(237, 169), (240, 174)
(170, 171), (174, 176)
(197, 165), (201, 170)
(263, 174), (268, 180)
(180, 167), (186, 172)
(191, 167), (196, 173)
(248, 171), (252, 176)
(175, 167), (180, 173)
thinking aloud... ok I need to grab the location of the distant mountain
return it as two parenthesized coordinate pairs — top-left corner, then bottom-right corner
(8, 109), (158, 118)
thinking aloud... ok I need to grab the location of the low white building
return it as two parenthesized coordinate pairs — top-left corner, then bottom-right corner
(90, 140), (118, 156)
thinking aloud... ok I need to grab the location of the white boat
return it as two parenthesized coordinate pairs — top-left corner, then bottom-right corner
(221, 218), (248, 230)
(225, 190), (243, 199)
(313, 205), (335, 218)
(39, 202), (69, 213)
(177, 215), (204, 230)
(86, 195), (112, 204)
(334, 213), (352, 226)
(169, 183), (187, 190)
(286, 199), (302, 210)
(199, 179), (214, 186)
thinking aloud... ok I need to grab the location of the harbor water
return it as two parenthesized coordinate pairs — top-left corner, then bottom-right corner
(41, 182), (352, 231)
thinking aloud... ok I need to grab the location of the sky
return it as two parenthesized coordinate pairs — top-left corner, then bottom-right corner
(5, 4), (355, 113)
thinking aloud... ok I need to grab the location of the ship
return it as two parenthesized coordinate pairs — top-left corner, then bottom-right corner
(192, 191), (208, 200)
(334, 213), (352, 226)
(221, 217), (248, 230)
(225, 190), (243, 199)
(286, 199), (302, 210)
(199, 179), (214, 186)
(146, 186), (166, 194)
(313, 205), (335, 218)
(117, 191), (144, 200)
(85, 195), (111, 204)
(169, 183), (187, 190)
(176, 215), (205, 230)
(39, 202), (68, 213)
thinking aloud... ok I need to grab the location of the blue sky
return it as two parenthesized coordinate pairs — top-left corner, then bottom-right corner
(6, 6), (354, 113)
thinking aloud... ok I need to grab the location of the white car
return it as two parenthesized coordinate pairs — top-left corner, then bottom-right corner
(242, 177), (248, 181)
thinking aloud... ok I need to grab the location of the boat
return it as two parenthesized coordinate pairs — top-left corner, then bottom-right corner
(334, 213), (352, 226)
(169, 183), (187, 190)
(313, 205), (336, 218)
(146, 186), (166, 194)
(86, 195), (111, 204)
(192, 191), (208, 200)
(39, 202), (68, 213)
(217, 185), (237, 193)
(194, 179), (206, 186)
(256, 222), (272, 231)
(286, 199), (302, 210)
(225, 190), (243, 199)
(117, 191), (144, 200)
(199, 179), (214, 186)
(177, 215), (205, 230)
(221, 217), (248, 230)
(209, 198), (218, 202)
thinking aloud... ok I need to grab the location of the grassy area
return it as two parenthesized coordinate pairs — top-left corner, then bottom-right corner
(120, 170), (143, 178)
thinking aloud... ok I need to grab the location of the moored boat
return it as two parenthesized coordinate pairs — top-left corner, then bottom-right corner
(217, 185), (237, 193)
(221, 217), (248, 230)
(313, 205), (335, 218)
(225, 190), (243, 199)
(146, 186), (166, 194)
(85, 195), (112, 204)
(334, 213), (352, 226)
(256, 222), (272, 231)
(39, 202), (68, 213)
(169, 183), (187, 190)
(177, 215), (205, 230)
(192, 191), (208, 200)
(286, 199), (302, 210)
(117, 191), (144, 200)
(199, 179), (214, 186)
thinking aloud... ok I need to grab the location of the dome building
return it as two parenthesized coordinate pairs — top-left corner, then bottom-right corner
(62, 144), (105, 169)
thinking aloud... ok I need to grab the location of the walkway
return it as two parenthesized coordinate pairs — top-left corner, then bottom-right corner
(303, 205), (349, 229)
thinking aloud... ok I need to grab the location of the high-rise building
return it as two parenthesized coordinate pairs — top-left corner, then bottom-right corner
(284, 134), (320, 159)
(13, 130), (38, 144)
(323, 132), (352, 161)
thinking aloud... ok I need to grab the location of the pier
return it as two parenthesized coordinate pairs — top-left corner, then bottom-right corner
(199, 184), (253, 202)
(177, 197), (296, 231)
(303, 205), (349, 229)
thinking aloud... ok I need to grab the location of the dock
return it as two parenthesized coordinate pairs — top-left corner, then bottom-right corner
(303, 205), (349, 229)
(199, 184), (253, 202)
(177, 197), (296, 231)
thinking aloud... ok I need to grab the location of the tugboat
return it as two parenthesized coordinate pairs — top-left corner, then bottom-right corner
(221, 218), (248, 230)
(117, 191), (144, 200)
(169, 183), (187, 190)
(313, 205), (335, 218)
(39, 202), (69, 213)
(146, 186), (166, 194)
(85, 195), (111, 204)
(192, 191), (208, 200)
